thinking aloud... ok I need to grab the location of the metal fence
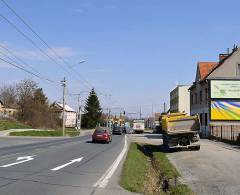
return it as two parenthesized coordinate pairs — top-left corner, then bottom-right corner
(210, 125), (240, 142)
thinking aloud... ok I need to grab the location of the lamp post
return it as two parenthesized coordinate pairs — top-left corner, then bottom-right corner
(70, 60), (86, 132)
(69, 60), (86, 68)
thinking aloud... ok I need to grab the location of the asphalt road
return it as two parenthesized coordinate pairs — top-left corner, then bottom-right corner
(0, 137), (67, 148)
(0, 134), (129, 195)
(167, 139), (240, 195)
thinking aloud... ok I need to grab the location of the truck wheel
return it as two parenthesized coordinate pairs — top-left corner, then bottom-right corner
(193, 146), (200, 150)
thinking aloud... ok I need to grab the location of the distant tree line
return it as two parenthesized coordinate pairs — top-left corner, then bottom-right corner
(0, 79), (60, 128)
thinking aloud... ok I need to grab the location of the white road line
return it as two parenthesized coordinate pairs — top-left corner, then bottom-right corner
(0, 155), (35, 168)
(51, 157), (83, 171)
(93, 135), (128, 188)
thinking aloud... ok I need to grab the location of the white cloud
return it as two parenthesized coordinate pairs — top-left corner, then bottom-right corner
(0, 43), (79, 68)
(45, 47), (77, 58)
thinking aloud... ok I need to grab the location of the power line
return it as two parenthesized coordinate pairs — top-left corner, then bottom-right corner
(0, 44), (57, 84)
(0, 56), (77, 105)
(0, 13), (73, 75)
(0, 56), (50, 80)
(0, 1), (114, 107)
(0, 0), (96, 90)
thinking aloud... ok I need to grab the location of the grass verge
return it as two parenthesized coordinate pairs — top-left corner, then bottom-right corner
(120, 143), (148, 193)
(0, 120), (30, 131)
(9, 128), (80, 137)
(120, 143), (194, 195)
(9, 130), (63, 137)
(65, 128), (80, 137)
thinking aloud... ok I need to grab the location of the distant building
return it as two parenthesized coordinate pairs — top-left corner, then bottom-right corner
(170, 85), (190, 115)
(0, 100), (18, 118)
(189, 46), (240, 137)
(53, 103), (77, 128)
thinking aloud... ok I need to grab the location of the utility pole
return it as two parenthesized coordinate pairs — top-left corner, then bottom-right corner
(164, 102), (166, 113)
(79, 105), (82, 132)
(152, 104), (154, 129)
(140, 106), (142, 119)
(70, 91), (89, 132)
(109, 109), (111, 128)
(61, 77), (66, 136)
(106, 108), (109, 128)
(77, 94), (81, 131)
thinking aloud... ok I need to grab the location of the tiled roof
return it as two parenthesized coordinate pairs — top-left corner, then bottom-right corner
(198, 62), (218, 81)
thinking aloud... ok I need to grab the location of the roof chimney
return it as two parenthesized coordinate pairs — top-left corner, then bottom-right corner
(219, 53), (229, 62)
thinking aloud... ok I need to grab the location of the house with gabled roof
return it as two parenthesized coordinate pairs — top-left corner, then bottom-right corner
(189, 46), (240, 137)
(53, 102), (77, 128)
(0, 99), (18, 118)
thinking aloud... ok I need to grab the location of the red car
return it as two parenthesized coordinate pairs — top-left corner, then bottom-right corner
(92, 128), (112, 143)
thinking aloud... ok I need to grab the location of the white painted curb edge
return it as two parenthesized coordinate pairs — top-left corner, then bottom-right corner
(93, 135), (128, 188)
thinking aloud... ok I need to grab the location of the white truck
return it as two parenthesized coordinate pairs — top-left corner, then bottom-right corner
(133, 119), (145, 134)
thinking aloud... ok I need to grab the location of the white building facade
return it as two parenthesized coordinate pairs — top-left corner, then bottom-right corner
(170, 85), (190, 115)
(55, 103), (77, 128)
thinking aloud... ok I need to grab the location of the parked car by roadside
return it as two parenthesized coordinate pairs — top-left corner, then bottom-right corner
(92, 128), (112, 143)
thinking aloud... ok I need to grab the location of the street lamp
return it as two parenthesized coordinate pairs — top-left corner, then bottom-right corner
(69, 60), (86, 68)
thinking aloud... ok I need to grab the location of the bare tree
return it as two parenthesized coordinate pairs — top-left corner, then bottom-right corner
(0, 84), (17, 108)
(16, 79), (37, 121)
(0, 79), (60, 129)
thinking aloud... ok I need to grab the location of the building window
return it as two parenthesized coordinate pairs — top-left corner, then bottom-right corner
(237, 64), (240, 76)
(200, 91), (202, 103)
(195, 93), (198, 104)
(205, 113), (208, 126)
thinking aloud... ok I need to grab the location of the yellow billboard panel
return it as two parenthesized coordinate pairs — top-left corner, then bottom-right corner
(211, 101), (240, 120)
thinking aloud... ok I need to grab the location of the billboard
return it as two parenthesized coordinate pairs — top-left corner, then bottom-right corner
(210, 80), (240, 99)
(211, 101), (240, 120)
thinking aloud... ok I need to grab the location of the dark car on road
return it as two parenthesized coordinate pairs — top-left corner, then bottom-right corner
(92, 128), (112, 143)
(112, 126), (124, 135)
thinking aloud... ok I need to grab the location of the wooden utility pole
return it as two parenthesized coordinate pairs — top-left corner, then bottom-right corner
(62, 77), (66, 136)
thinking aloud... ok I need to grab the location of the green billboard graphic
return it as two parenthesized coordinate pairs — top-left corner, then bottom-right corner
(211, 80), (240, 99)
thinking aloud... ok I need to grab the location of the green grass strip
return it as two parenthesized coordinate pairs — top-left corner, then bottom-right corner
(9, 130), (62, 137)
(120, 143), (148, 193)
(0, 120), (30, 131)
(153, 151), (180, 179)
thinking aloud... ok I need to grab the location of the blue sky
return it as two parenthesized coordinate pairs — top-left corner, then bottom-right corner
(1, 0), (240, 117)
